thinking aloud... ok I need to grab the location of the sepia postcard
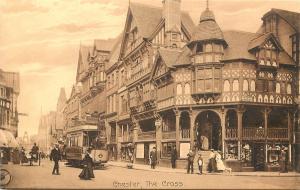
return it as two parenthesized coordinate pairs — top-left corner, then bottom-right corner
(0, 0), (300, 189)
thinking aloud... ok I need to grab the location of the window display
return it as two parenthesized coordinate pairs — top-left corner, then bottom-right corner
(225, 142), (238, 160)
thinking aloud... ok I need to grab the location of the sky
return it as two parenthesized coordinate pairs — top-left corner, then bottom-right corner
(0, 0), (300, 137)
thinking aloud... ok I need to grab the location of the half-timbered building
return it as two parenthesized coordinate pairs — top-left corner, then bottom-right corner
(107, 1), (300, 171)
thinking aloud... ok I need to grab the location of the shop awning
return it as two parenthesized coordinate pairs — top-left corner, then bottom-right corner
(0, 129), (18, 148)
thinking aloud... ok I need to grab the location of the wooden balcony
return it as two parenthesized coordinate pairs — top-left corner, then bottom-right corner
(226, 128), (238, 139)
(162, 131), (176, 140)
(267, 128), (288, 140)
(225, 128), (289, 141)
(138, 131), (156, 141)
(243, 128), (265, 140)
(180, 129), (190, 139)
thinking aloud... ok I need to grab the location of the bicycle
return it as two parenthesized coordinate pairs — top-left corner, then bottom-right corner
(0, 168), (12, 187)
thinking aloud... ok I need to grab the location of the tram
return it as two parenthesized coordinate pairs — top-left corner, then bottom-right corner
(65, 124), (108, 167)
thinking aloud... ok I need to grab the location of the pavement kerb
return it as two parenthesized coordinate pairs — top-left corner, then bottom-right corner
(107, 162), (300, 177)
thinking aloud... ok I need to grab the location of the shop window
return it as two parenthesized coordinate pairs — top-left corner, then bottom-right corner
(225, 142), (238, 160)
(233, 80), (239, 91)
(162, 142), (176, 158)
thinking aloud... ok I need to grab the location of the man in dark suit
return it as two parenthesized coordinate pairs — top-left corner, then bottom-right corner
(171, 146), (177, 168)
(187, 149), (195, 174)
(150, 147), (157, 169)
(50, 143), (61, 175)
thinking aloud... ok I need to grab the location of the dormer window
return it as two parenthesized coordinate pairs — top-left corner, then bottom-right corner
(196, 44), (203, 53)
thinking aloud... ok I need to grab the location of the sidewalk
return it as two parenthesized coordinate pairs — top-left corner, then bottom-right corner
(108, 161), (300, 177)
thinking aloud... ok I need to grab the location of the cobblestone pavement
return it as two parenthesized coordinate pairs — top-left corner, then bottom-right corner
(2, 160), (300, 189)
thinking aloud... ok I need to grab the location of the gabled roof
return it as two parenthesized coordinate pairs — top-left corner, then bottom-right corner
(129, 3), (162, 38)
(222, 30), (257, 61)
(263, 8), (300, 32)
(248, 32), (283, 51)
(106, 34), (123, 71)
(76, 45), (92, 82)
(94, 38), (116, 52)
(158, 48), (182, 68)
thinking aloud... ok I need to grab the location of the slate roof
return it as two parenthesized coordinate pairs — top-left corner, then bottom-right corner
(158, 47), (191, 68)
(222, 30), (257, 61)
(0, 69), (20, 93)
(129, 3), (195, 39)
(106, 34), (123, 71)
(263, 8), (300, 32)
(248, 32), (282, 51)
(189, 9), (224, 46)
(94, 38), (117, 52)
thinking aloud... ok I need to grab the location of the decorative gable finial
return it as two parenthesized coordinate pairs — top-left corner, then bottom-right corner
(206, 0), (209, 10)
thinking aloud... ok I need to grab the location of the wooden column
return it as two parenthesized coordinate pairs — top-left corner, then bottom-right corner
(237, 107), (244, 160)
(288, 111), (292, 163)
(263, 107), (271, 163)
(155, 116), (162, 164)
(220, 108), (226, 159)
(189, 110), (195, 149)
(175, 110), (180, 158)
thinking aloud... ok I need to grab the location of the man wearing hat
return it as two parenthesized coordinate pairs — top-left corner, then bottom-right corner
(50, 143), (61, 175)
(197, 153), (203, 175)
(150, 147), (157, 169)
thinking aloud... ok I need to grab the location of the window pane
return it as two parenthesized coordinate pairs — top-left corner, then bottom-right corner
(205, 79), (212, 91)
(204, 69), (212, 78)
(214, 79), (220, 92)
(197, 69), (204, 79)
(233, 80), (239, 91)
(198, 80), (204, 91)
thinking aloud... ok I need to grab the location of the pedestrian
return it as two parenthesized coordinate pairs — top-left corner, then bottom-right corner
(207, 149), (216, 173)
(279, 147), (288, 173)
(149, 147), (157, 169)
(171, 146), (177, 169)
(187, 149), (195, 174)
(30, 143), (39, 165)
(215, 151), (225, 172)
(79, 148), (95, 180)
(197, 153), (203, 175)
(50, 143), (61, 175)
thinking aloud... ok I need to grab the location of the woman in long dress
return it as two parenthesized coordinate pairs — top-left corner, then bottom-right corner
(79, 149), (95, 180)
(215, 151), (225, 172)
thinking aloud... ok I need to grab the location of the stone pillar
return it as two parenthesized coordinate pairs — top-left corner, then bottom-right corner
(220, 108), (226, 159)
(155, 116), (162, 164)
(237, 108), (244, 160)
(175, 110), (180, 158)
(189, 110), (195, 149)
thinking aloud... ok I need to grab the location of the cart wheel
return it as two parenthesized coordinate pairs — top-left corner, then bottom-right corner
(0, 169), (12, 186)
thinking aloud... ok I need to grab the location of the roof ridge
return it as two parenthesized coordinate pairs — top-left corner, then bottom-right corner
(223, 30), (256, 35)
(272, 8), (300, 16)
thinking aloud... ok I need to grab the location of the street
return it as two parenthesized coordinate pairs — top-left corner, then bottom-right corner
(2, 160), (299, 189)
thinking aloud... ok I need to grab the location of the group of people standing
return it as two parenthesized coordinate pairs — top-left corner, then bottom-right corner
(187, 148), (225, 174)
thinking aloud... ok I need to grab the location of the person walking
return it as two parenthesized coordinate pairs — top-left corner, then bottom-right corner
(197, 153), (203, 175)
(279, 147), (288, 173)
(187, 149), (195, 174)
(215, 151), (225, 172)
(171, 147), (177, 169)
(207, 149), (216, 173)
(79, 148), (95, 180)
(50, 143), (61, 175)
(30, 143), (39, 165)
(149, 147), (157, 169)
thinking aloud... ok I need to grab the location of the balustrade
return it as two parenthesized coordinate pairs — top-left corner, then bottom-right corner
(225, 128), (288, 140)
(137, 131), (156, 141)
(242, 128), (265, 140)
(162, 131), (176, 139)
(180, 129), (190, 139)
(226, 128), (238, 139)
(267, 128), (288, 139)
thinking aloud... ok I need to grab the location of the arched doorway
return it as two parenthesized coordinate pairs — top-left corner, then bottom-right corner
(195, 111), (221, 151)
